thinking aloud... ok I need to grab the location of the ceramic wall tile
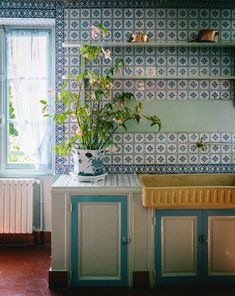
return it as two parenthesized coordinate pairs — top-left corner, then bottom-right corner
(3, 1), (235, 174)
(63, 7), (234, 101)
(98, 131), (235, 173)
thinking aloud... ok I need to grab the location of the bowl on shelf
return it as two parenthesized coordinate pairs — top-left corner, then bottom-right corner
(128, 33), (149, 43)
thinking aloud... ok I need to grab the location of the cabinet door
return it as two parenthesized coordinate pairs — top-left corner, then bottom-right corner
(155, 210), (203, 285)
(204, 209), (235, 282)
(71, 195), (128, 287)
(155, 209), (235, 285)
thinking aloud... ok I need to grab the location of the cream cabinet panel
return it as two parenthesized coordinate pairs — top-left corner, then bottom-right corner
(156, 209), (235, 285)
(71, 195), (128, 287)
(208, 216), (235, 275)
(78, 203), (120, 279)
(161, 216), (197, 276)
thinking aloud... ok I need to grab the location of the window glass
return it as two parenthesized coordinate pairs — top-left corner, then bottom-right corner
(5, 29), (53, 171)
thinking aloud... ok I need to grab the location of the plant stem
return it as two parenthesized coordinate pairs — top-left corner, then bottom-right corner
(99, 118), (130, 150)
(75, 58), (87, 148)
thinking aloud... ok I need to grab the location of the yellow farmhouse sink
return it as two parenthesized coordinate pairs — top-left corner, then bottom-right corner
(139, 174), (235, 209)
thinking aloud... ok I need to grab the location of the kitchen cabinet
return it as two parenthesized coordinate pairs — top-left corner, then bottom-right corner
(155, 209), (235, 285)
(70, 195), (128, 287)
(49, 174), (151, 289)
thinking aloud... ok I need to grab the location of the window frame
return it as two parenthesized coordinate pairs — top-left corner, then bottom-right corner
(0, 24), (55, 175)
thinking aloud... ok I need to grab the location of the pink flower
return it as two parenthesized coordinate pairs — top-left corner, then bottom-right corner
(110, 146), (118, 153)
(140, 113), (145, 120)
(115, 100), (124, 108)
(106, 82), (113, 90)
(48, 88), (55, 95)
(114, 118), (123, 124)
(91, 25), (101, 40)
(91, 92), (96, 100)
(106, 146), (118, 153)
(89, 78), (97, 85)
(75, 128), (83, 137)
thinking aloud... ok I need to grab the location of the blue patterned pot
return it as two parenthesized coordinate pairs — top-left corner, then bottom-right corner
(72, 149), (105, 176)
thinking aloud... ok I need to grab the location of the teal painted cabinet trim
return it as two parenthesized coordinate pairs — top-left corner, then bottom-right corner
(71, 195), (128, 287)
(155, 209), (203, 285)
(155, 209), (235, 286)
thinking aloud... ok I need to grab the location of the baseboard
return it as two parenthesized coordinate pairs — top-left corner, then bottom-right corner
(0, 231), (51, 246)
(48, 268), (69, 288)
(133, 271), (150, 288)
(34, 231), (51, 246)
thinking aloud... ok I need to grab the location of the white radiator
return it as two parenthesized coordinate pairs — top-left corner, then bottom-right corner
(0, 179), (35, 234)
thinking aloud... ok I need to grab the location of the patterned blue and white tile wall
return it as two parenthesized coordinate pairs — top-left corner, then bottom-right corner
(109, 131), (235, 165)
(64, 8), (235, 103)
(61, 6), (235, 174)
(62, 131), (235, 174)
(2, 1), (234, 174)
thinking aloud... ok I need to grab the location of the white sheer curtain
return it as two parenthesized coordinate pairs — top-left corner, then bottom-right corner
(7, 30), (52, 170)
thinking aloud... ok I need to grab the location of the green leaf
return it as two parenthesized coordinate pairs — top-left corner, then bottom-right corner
(40, 100), (47, 105)
(9, 122), (18, 137)
(134, 102), (142, 113)
(87, 70), (95, 79)
(135, 114), (141, 123)
(75, 73), (85, 81)
(115, 58), (123, 70)
(97, 23), (109, 37)
(39, 22), (162, 154)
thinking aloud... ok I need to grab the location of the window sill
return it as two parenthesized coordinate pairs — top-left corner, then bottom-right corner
(0, 169), (54, 178)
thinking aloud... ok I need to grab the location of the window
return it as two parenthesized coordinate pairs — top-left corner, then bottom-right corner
(0, 27), (54, 173)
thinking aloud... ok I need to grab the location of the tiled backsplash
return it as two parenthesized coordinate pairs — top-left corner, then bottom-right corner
(1, 1), (235, 174)
(64, 8), (235, 42)
(113, 78), (232, 101)
(62, 131), (235, 174)
(60, 6), (235, 174)
(110, 132), (235, 165)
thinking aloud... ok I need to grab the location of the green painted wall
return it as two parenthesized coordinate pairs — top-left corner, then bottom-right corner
(124, 100), (235, 133)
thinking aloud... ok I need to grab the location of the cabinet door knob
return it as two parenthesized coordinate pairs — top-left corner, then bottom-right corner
(198, 234), (208, 246)
(121, 236), (130, 244)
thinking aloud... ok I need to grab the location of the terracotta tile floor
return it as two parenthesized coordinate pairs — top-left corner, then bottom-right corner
(1, 246), (235, 296)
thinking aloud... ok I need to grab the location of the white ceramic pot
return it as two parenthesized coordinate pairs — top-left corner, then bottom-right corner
(72, 149), (105, 176)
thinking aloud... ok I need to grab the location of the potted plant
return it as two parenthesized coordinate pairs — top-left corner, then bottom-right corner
(41, 24), (161, 179)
